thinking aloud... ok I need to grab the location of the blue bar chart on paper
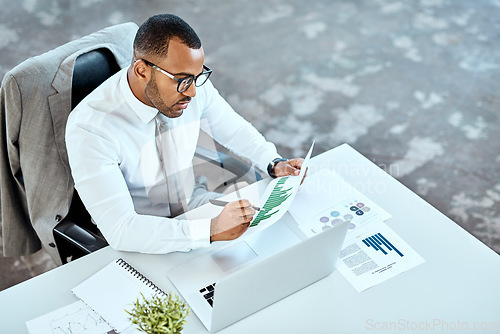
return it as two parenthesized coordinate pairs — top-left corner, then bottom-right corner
(362, 233), (404, 257)
(335, 222), (425, 292)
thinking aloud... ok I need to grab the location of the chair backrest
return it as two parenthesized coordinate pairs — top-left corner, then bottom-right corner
(64, 48), (122, 231)
(71, 48), (121, 109)
(55, 43), (136, 263)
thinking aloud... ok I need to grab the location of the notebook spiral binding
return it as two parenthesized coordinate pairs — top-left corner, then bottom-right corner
(116, 258), (168, 297)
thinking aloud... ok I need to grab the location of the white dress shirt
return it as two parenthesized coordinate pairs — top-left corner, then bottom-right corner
(65, 68), (278, 254)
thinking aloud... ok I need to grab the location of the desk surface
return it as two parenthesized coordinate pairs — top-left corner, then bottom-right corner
(2, 144), (500, 333)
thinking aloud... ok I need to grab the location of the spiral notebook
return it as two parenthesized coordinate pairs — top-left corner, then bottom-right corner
(72, 258), (167, 333)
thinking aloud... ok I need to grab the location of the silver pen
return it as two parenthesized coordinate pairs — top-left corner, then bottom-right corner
(209, 199), (260, 211)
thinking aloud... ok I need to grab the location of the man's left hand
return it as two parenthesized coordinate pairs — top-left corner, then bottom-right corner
(274, 158), (304, 177)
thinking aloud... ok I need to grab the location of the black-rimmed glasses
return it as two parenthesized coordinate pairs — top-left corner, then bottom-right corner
(140, 59), (212, 93)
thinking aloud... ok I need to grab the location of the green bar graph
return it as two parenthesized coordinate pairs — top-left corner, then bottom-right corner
(250, 177), (293, 227)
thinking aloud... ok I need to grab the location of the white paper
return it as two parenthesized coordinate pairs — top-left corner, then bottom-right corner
(289, 168), (392, 239)
(336, 220), (425, 292)
(242, 142), (314, 237)
(26, 300), (116, 334)
(288, 168), (424, 292)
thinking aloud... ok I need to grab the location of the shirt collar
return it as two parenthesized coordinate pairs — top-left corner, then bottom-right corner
(119, 67), (158, 123)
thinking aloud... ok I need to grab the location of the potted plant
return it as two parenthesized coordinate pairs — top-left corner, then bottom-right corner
(127, 293), (190, 334)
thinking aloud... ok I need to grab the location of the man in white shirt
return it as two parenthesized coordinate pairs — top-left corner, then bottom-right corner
(66, 14), (304, 254)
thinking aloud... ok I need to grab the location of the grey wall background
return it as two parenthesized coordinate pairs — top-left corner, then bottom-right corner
(0, 0), (499, 290)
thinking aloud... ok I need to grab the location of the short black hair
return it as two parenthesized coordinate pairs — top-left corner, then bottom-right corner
(133, 14), (201, 60)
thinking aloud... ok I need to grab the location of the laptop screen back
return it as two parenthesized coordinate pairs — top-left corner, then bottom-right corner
(211, 221), (348, 332)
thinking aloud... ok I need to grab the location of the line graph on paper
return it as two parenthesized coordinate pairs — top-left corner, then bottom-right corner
(49, 303), (115, 334)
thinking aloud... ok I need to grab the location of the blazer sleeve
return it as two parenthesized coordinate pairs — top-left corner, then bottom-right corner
(0, 73), (42, 256)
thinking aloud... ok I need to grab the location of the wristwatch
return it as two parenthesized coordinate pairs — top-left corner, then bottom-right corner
(267, 158), (288, 178)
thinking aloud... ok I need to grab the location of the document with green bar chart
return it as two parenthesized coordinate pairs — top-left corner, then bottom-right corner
(245, 142), (314, 236)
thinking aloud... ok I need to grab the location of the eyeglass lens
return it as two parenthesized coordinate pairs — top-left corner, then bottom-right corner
(178, 78), (194, 92)
(178, 72), (210, 92)
(195, 72), (210, 87)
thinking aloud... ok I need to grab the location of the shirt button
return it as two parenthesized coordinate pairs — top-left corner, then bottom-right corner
(55, 215), (62, 222)
(48, 242), (56, 248)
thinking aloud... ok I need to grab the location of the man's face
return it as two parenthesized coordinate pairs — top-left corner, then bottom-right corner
(144, 38), (205, 118)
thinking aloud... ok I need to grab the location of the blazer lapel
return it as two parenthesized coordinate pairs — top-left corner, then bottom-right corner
(48, 54), (75, 170)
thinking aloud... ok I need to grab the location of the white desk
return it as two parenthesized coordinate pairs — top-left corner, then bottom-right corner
(2, 144), (500, 333)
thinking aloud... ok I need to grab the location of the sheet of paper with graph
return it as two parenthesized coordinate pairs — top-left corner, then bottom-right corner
(26, 299), (142, 333)
(26, 300), (116, 334)
(241, 142), (314, 237)
(288, 168), (425, 292)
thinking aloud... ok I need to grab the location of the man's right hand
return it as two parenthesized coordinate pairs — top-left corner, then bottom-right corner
(210, 199), (255, 242)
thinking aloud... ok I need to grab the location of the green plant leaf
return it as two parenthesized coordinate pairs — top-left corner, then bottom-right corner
(127, 293), (190, 334)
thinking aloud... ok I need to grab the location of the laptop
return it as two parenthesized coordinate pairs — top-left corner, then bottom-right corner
(168, 213), (348, 332)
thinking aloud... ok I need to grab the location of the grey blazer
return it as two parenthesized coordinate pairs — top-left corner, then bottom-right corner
(0, 22), (137, 265)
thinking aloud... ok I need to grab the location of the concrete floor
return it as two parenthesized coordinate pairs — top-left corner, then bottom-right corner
(1, 0), (499, 291)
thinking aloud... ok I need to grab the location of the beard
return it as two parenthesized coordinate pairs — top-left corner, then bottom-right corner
(145, 73), (184, 118)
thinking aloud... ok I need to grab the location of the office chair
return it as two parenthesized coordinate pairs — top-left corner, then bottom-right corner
(1, 23), (262, 265)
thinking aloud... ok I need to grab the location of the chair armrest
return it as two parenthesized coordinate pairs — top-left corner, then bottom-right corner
(194, 146), (263, 186)
(53, 219), (108, 254)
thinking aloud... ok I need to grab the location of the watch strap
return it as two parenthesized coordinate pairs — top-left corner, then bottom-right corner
(267, 158), (288, 178)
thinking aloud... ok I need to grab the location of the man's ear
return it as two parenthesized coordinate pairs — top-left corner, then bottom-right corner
(133, 59), (150, 82)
